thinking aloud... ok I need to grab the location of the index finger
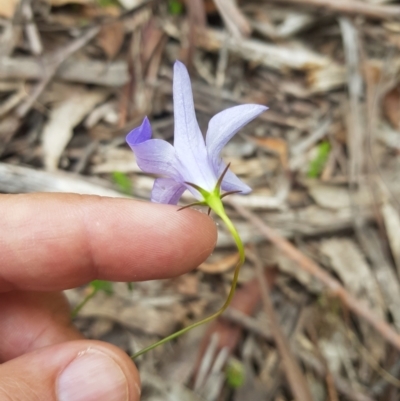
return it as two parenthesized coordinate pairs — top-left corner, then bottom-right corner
(0, 193), (217, 292)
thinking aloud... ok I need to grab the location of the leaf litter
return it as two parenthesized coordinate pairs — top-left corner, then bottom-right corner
(3, 0), (400, 399)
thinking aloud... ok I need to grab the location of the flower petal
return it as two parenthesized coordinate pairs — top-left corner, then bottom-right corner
(151, 178), (186, 204)
(218, 163), (252, 194)
(126, 116), (152, 145)
(126, 118), (181, 180)
(206, 104), (268, 170)
(132, 140), (181, 179)
(173, 61), (216, 190)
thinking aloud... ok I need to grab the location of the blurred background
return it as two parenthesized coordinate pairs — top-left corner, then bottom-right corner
(2, 0), (400, 400)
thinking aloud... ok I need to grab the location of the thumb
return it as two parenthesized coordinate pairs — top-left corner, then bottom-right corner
(0, 340), (141, 401)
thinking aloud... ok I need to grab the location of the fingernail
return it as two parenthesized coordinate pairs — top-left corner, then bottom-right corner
(58, 350), (129, 401)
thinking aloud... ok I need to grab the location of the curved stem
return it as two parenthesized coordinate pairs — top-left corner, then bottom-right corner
(71, 288), (98, 319)
(131, 204), (244, 359)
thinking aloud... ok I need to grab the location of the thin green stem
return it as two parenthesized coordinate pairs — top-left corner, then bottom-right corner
(71, 288), (98, 319)
(131, 204), (244, 359)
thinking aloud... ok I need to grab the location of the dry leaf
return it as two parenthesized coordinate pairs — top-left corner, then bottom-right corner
(76, 292), (186, 337)
(171, 274), (199, 295)
(383, 86), (400, 130)
(273, 249), (323, 294)
(359, 228), (400, 331)
(142, 22), (165, 65)
(0, 0), (19, 18)
(97, 22), (125, 59)
(42, 86), (108, 171)
(82, 4), (121, 18)
(308, 184), (351, 209)
(318, 330), (351, 375)
(320, 238), (385, 312)
(213, 0), (251, 38)
(308, 183), (372, 210)
(92, 148), (140, 174)
(199, 252), (239, 274)
(118, 0), (146, 10)
(141, 373), (206, 401)
(204, 0), (217, 13)
(381, 201), (400, 275)
(320, 238), (386, 361)
(250, 136), (288, 169)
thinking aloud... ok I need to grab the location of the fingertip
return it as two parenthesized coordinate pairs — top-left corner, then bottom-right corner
(176, 206), (218, 249)
(132, 203), (218, 278)
(0, 340), (141, 401)
(57, 341), (141, 401)
(78, 197), (218, 279)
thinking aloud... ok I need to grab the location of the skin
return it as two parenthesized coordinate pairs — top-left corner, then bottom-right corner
(0, 193), (217, 401)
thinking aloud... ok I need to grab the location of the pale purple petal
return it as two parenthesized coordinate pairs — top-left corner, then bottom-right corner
(125, 65), (268, 205)
(126, 116), (152, 145)
(173, 61), (216, 190)
(218, 163), (251, 194)
(206, 104), (268, 172)
(151, 178), (186, 204)
(126, 118), (181, 180)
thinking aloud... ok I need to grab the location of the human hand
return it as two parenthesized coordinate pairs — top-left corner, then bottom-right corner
(0, 193), (217, 401)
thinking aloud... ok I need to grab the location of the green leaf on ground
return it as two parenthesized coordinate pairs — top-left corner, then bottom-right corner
(112, 171), (132, 195)
(168, 0), (183, 15)
(97, 0), (120, 7)
(225, 358), (245, 389)
(307, 141), (331, 178)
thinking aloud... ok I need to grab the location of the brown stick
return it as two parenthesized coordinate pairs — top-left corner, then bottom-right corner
(229, 200), (400, 351)
(266, 0), (400, 20)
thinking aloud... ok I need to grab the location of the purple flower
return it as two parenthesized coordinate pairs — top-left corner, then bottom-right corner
(126, 61), (268, 204)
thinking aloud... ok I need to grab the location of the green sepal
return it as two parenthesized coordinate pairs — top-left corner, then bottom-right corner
(90, 279), (113, 295)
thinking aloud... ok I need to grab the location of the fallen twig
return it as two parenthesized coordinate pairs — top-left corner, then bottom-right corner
(0, 162), (127, 197)
(267, 0), (400, 20)
(0, 57), (128, 86)
(21, 0), (42, 55)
